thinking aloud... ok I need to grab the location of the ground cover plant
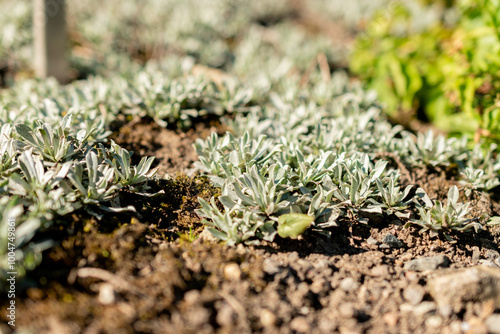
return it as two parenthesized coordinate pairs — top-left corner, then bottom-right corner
(1, 1), (500, 333)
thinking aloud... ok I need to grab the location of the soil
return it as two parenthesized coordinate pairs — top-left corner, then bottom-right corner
(1, 119), (500, 334)
(111, 115), (228, 178)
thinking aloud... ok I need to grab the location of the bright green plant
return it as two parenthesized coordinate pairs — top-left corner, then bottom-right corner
(351, 0), (500, 146)
(277, 213), (314, 239)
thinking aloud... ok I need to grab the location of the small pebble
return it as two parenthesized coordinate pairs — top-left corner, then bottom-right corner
(98, 283), (115, 305)
(449, 321), (462, 334)
(262, 258), (280, 276)
(183, 289), (201, 306)
(413, 301), (437, 316)
(486, 314), (500, 334)
(340, 277), (359, 292)
(383, 312), (399, 326)
(472, 246), (481, 263)
(260, 309), (276, 327)
(236, 243), (247, 255)
(405, 271), (419, 281)
(403, 285), (425, 305)
(438, 304), (453, 317)
(382, 233), (404, 248)
(370, 265), (389, 277)
(404, 255), (451, 272)
(216, 303), (235, 326)
(339, 303), (356, 318)
(224, 263), (241, 281)
(290, 316), (310, 333)
(485, 249), (500, 260)
(425, 315), (443, 328)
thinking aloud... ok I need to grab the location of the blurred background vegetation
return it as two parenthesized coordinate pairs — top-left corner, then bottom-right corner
(0, 0), (388, 82)
(1, 0), (500, 146)
(351, 0), (500, 147)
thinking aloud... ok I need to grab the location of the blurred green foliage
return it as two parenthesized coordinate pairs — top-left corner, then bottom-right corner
(351, 0), (500, 146)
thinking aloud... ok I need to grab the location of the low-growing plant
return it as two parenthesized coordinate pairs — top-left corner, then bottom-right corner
(15, 117), (80, 163)
(194, 68), (495, 245)
(106, 142), (157, 191)
(374, 177), (413, 216)
(0, 119), (158, 288)
(407, 186), (480, 239)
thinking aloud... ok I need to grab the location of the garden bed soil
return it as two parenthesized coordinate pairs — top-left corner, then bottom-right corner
(2, 120), (500, 334)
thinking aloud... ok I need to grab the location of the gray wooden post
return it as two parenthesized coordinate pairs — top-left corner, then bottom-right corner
(33, 0), (68, 82)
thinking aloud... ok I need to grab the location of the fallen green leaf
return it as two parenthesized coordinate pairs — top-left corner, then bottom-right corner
(277, 213), (314, 239)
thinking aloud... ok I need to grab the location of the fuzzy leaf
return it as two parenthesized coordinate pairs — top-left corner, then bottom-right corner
(277, 213), (314, 238)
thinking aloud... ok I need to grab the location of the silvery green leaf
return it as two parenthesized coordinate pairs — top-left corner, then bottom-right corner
(447, 185), (459, 208)
(15, 124), (38, 147)
(395, 211), (411, 219)
(99, 205), (137, 213)
(210, 175), (226, 188)
(207, 227), (228, 241)
(76, 129), (88, 142)
(402, 185), (413, 201)
(357, 218), (369, 224)
(487, 216), (500, 225)
(414, 188), (433, 208)
(316, 207), (340, 228)
(219, 195), (237, 210)
(360, 206), (383, 214)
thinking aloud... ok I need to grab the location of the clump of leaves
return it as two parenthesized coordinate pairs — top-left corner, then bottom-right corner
(407, 186), (480, 239)
(0, 117), (159, 290)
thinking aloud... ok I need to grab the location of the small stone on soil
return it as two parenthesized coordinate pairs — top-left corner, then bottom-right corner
(262, 258), (280, 276)
(183, 289), (201, 306)
(216, 302), (235, 327)
(339, 303), (356, 318)
(438, 304), (453, 317)
(486, 314), (500, 334)
(425, 315), (443, 328)
(197, 229), (219, 243)
(340, 277), (359, 292)
(411, 301), (437, 316)
(224, 262), (242, 281)
(427, 266), (500, 310)
(382, 312), (399, 326)
(404, 255), (451, 271)
(259, 309), (276, 327)
(403, 285), (425, 305)
(290, 316), (310, 333)
(472, 246), (481, 263)
(382, 233), (404, 248)
(370, 265), (390, 277)
(486, 249), (500, 260)
(98, 283), (116, 305)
